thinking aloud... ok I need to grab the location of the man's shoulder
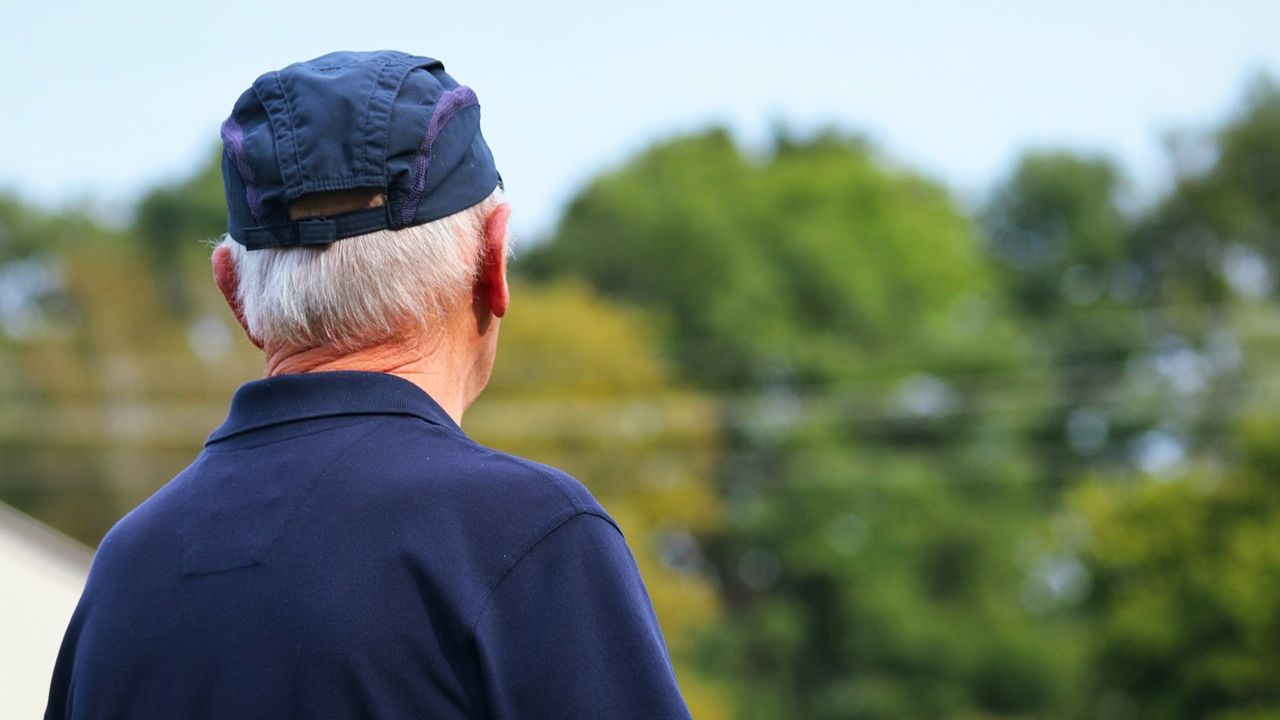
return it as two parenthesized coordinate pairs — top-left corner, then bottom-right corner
(365, 422), (622, 601)
(367, 418), (617, 537)
(462, 444), (605, 517)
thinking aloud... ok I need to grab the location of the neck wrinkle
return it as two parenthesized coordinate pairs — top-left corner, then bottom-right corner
(262, 330), (470, 426)
(265, 341), (423, 377)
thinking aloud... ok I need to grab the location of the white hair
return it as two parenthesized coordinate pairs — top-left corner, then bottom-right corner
(217, 189), (507, 352)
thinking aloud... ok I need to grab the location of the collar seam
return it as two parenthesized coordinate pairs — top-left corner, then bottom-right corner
(207, 409), (461, 446)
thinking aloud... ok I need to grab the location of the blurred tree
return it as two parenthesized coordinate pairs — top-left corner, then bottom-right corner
(983, 152), (1133, 316)
(980, 153), (1156, 495)
(1056, 74), (1280, 720)
(0, 197), (150, 544)
(1070, 414), (1280, 719)
(132, 149), (226, 314)
(0, 195), (47, 261)
(523, 129), (1074, 718)
(524, 129), (1001, 388)
(1135, 76), (1280, 305)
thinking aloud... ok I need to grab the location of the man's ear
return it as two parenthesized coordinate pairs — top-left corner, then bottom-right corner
(212, 244), (264, 350)
(477, 203), (511, 319)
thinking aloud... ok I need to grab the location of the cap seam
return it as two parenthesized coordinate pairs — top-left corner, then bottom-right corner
(249, 83), (283, 221)
(408, 139), (496, 226)
(220, 117), (264, 224)
(373, 56), (433, 192)
(359, 55), (397, 180)
(271, 72), (306, 195)
(398, 86), (479, 226)
(249, 75), (294, 203)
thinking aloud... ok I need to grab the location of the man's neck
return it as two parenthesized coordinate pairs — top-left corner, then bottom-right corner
(264, 334), (473, 426)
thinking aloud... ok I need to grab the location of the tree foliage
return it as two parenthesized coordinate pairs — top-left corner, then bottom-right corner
(523, 129), (1001, 387)
(1071, 416), (1280, 718)
(525, 129), (1074, 717)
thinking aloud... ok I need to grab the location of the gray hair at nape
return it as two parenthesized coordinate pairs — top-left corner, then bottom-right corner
(216, 188), (507, 352)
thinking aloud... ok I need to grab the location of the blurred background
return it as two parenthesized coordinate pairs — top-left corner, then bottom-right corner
(4, 1), (1280, 718)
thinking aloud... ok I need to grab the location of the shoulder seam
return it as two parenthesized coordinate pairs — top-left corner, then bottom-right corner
(470, 511), (621, 636)
(467, 446), (588, 514)
(522, 458), (586, 514)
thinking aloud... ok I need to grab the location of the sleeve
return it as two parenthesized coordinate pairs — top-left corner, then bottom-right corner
(473, 512), (692, 720)
(44, 603), (83, 719)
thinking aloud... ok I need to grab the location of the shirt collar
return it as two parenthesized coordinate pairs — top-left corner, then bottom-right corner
(206, 370), (465, 444)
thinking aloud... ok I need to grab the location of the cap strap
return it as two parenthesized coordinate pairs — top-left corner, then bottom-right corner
(240, 204), (393, 250)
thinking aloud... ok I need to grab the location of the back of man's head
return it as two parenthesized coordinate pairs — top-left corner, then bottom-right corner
(214, 50), (507, 353)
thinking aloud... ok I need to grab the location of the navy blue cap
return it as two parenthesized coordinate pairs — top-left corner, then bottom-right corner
(220, 50), (501, 250)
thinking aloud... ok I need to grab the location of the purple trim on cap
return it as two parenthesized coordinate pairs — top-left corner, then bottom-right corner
(220, 117), (264, 223)
(397, 86), (479, 226)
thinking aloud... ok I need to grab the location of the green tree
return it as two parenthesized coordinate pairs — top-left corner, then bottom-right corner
(982, 152), (1133, 316)
(1069, 414), (1280, 718)
(524, 129), (1001, 387)
(1134, 76), (1280, 305)
(0, 197), (163, 544)
(979, 152), (1159, 496)
(524, 129), (1072, 718)
(132, 149), (226, 314)
(1056, 74), (1280, 720)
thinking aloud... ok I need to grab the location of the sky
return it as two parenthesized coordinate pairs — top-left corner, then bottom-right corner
(2, 1), (1279, 238)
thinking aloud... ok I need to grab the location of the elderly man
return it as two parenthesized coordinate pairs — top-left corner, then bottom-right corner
(45, 50), (691, 720)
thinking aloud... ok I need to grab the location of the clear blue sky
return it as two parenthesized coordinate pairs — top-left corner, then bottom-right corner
(3, 1), (1279, 237)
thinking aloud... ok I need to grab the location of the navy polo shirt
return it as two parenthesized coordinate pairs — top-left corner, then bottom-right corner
(45, 371), (691, 719)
